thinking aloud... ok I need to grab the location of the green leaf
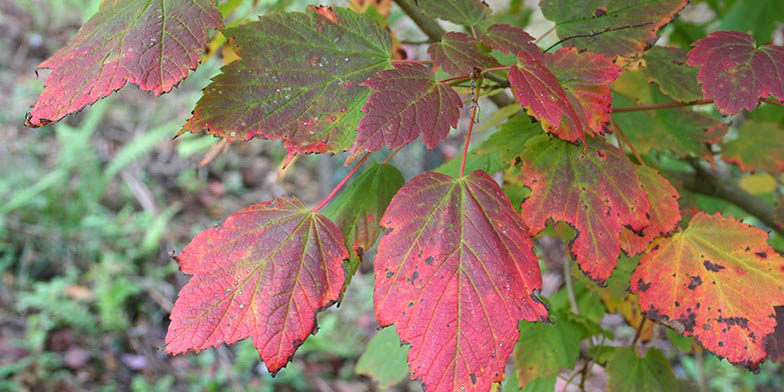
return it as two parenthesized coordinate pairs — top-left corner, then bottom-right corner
(722, 121), (784, 174)
(718, 0), (784, 43)
(606, 348), (676, 392)
(355, 326), (410, 389)
(434, 151), (505, 177)
(322, 163), (404, 290)
(514, 312), (587, 388)
(416, 0), (492, 26)
(540, 0), (687, 58)
(477, 115), (543, 161)
(503, 374), (556, 392)
(642, 46), (703, 103)
(182, 6), (392, 156)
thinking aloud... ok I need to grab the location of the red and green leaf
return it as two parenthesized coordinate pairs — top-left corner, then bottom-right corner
(722, 121), (784, 174)
(166, 197), (348, 373)
(631, 212), (784, 369)
(181, 6), (391, 156)
(374, 170), (548, 392)
(688, 31), (784, 115)
(25, 0), (222, 128)
(540, 0), (687, 58)
(480, 24), (538, 56)
(429, 32), (499, 76)
(620, 167), (681, 256)
(518, 135), (650, 283)
(416, 0), (491, 26)
(351, 63), (462, 154)
(642, 46), (703, 103)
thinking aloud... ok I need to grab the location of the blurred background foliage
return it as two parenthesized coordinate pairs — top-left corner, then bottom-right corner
(1, 0), (783, 391)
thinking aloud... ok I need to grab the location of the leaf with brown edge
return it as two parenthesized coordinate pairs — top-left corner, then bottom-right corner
(517, 135), (650, 284)
(416, 0), (491, 26)
(374, 170), (548, 392)
(620, 166), (681, 256)
(25, 0), (222, 128)
(642, 46), (703, 103)
(631, 212), (784, 369)
(540, 0), (687, 58)
(351, 63), (462, 154)
(688, 31), (784, 115)
(722, 121), (784, 174)
(428, 32), (499, 76)
(165, 197), (348, 373)
(480, 24), (539, 56)
(180, 6), (391, 156)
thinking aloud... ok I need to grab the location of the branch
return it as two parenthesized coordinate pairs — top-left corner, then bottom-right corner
(392, 0), (516, 108)
(667, 165), (784, 237)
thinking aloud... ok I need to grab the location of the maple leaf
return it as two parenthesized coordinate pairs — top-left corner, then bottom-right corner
(509, 47), (619, 144)
(351, 63), (462, 154)
(165, 197), (348, 373)
(612, 70), (727, 159)
(540, 0), (687, 58)
(355, 326), (410, 389)
(688, 31), (784, 115)
(322, 163), (404, 290)
(518, 135), (650, 283)
(480, 24), (539, 56)
(181, 6), (391, 156)
(642, 46), (703, 103)
(620, 167), (681, 256)
(631, 212), (784, 369)
(722, 121), (784, 174)
(25, 0), (222, 128)
(374, 170), (548, 392)
(428, 32), (499, 76)
(415, 0), (491, 26)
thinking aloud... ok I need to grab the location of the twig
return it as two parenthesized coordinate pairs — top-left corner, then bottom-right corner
(612, 99), (713, 113)
(544, 22), (653, 53)
(534, 25), (556, 44)
(459, 75), (482, 177)
(312, 152), (371, 212)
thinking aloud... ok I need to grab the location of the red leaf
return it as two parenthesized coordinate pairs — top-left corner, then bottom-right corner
(631, 213), (784, 369)
(25, 0), (222, 128)
(518, 135), (650, 283)
(509, 48), (619, 144)
(481, 24), (539, 56)
(688, 31), (784, 115)
(166, 198), (347, 373)
(352, 63), (462, 153)
(620, 167), (681, 255)
(374, 170), (548, 392)
(180, 7), (391, 156)
(429, 32), (499, 76)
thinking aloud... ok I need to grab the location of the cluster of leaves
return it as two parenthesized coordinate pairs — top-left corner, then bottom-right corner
(24, 0), (784, 390)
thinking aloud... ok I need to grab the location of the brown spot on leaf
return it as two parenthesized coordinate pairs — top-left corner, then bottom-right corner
(688, 275), (702, 290)
(703, 260), (725, 272)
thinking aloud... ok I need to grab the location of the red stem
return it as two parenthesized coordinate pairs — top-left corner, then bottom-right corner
(312, 152), (371, 212)
(459, 78), (483, 177)
(481, 66), (511, 75)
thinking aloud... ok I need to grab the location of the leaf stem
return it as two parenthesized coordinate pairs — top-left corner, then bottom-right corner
(612, 99), (713, 113)
(631, 317), (647, 348)
(563, 258), (580, 315)
(534, 25), (556, 44)
(312, 152), (371, 213)
(390, 59), (433, 65)
(382, 145), (404, 165)
(459, 76), (482, 177)
(611, 118), (646, 167)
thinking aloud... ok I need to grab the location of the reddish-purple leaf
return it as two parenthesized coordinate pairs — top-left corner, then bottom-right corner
(374, 170), (548, 392)
(631, 212), (784, 369)
(688, 31), (784, 115)
(351, 63), (462, 153)
(518, 135), (650, 283)
(428, 32), (499, 76)
(25, 0), (222, 128)
(480, 24), (539, 56)
(166, 197), (347, 373)
(620, 167), (681, 255)
(180, 6), (391, 156)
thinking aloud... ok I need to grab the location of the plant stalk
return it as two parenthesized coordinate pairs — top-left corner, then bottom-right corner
(312, 152), (371, 212)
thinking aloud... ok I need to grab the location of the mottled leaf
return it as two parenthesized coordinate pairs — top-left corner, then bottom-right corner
(355, 326), (410, 388)
(620, 167), (681, 255)
(518, 135), (650, 283)
(429, 32), (499, 76)
(688, 31), (784, 115)
(181, 6), (391, 156)
(322, 163), (404, 289)
(166, 197), (348, 373)
(25, 0), (222, 127)
(352, 63), (462, 154)
(631, 212), (784, 369)
(540, 0), (687, 58)
(606, 348), (676, 392)
(722, 121), (784, 174)
(374, 170), (548, 392)
(612, 70), (727, 158)
(480, 24), (538, 56)
(643, 46), (703, 103)
(416, 0), (491, 26)
(514, 312), (586, 388)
